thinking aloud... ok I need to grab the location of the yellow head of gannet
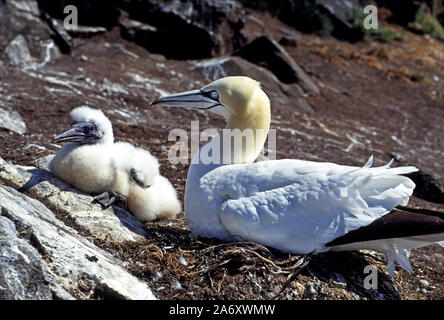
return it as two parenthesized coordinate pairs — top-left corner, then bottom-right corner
(153, 76), (271, 164)
(151, 76), (444, 276)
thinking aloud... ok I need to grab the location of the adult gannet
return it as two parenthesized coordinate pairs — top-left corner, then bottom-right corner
(49, 106), (180, 222)
(152, 76), (444, 275)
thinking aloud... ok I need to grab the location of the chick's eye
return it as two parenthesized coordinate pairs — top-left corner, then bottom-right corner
(209, 90), (219, 100)
(83, 125), (93, 135)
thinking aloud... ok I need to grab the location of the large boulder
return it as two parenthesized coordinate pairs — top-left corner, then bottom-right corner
(37, 0), (121, 30)
(36, 0), (246, 59)
(0, 184), (155, 299)
(0, 216), (53, 300)
(234, 36), (319, 95)
(239, 0), (364, 42)
(0, 0), (50, 57)
(119, 0), (246, 59)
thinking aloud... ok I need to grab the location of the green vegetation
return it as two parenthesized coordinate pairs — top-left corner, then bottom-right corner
(350, 7), (408, 43)
(409, 5), (444, 41)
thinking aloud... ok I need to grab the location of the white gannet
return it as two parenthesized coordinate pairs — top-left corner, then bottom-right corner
(152, 76), (444, 275)
(49, 106), (180, 222)
(49, 106), (115, 193)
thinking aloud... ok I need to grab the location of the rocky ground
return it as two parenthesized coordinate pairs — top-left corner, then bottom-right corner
(0, 0), (443, 300)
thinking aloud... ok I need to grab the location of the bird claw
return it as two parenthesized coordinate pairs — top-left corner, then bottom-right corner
(93, 192), (128, 210)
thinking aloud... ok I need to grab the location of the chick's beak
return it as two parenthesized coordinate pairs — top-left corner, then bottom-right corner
(53, 123), (87, 143)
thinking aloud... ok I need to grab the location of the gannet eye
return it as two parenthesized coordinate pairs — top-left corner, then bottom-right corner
(209, 90), (219, 100)
(83, 124), (94, 135)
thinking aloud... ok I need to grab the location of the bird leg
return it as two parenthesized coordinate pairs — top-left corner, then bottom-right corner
(93, 192), (128, 210)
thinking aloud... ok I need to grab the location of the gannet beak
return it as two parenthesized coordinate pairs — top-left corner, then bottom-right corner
(151, 90), (221, 110)
(53, 122), (91, 144)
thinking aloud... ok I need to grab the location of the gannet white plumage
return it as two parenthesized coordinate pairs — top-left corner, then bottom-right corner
(112, 142), (181, 221)
(49, 106), (115, 193)
(152, 76), (444, 275)
(49, 106), (181, 222)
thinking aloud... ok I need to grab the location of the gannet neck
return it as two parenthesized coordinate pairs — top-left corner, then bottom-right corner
(223, 85), (271, 164)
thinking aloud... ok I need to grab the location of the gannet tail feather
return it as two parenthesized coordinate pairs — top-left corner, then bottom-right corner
(327, 207), (444, 276)
(363, 155), (374, 168)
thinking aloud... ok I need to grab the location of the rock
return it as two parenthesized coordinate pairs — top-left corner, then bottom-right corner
(41, 13), (73, 54)
(279, 37), (298, 47)
(31, 154), (54, 170)
(4, 35), (33, 66)
(37, 0), (121, 30)
(119, 0), (246, 59)
(192, 56), (313, 113)
(0, 107), (27, 134)
(66, 25), (108, 38)
(0, 156), (148, 242)
(406, 170), (444, 204)
(239, 0), (363, 42)
(37, 0), (245, 59)
(316, 0), (362, 40)
(0, 216), (53, 300)
(0, 0), (53, 57)
(0, 184), (155, 299)
(234, 36), (319, 95)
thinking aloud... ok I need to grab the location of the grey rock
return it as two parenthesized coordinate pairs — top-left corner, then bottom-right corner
(0, 1), (52, 57)
(192, 56), (313, 113)
(66, 25), (108, 38)
(119, 0), (245, 59)
(0, 220), (53, 300)
(31, 155), (54, 170)
(0, 215), (53, 300)
(0, 107), (27, 135)
(5, 35), (33, 66)
(0, 156), (148, 242)
(41, 13), (73, 54)
(0, 184), (155, 300)
(240, 0), (363, 42)
(234, 36), (320, 95)
(0, 215), (16, 240)
(406, 170), (444, 204)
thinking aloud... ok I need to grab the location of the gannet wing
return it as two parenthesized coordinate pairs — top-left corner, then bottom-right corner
(203, 159), (418, 254)
(113, 141), (160, 188)
(130, 168), (151, 188)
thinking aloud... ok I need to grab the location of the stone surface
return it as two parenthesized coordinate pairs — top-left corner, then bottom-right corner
(0, 216), (53, 300)
(0, 0), (52, 58)
(0, 107), (27, 135)
(0, 184), (155, 300)
(0, 157), (148, 242)
(234, 36), (320, 94)
(407, 170), (444, 204)
(240, 0), (363, 42)
(5, 35), (33, 66)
